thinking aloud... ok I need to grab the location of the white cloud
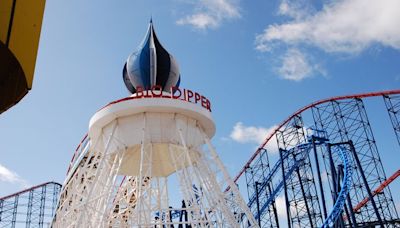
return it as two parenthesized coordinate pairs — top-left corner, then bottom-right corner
(229, 122), (279, 153)
(230, 122), (268, 144)
(0, 163), (29, 188)
(275, 196), (288, 219)
(256, 0), (400, 54)
(176, 0), (241, 30)
(278, 48), (325, 81)
(177, 13), (218, 29)
(278, 0), (314, 20)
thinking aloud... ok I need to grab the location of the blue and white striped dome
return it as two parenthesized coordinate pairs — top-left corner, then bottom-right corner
(123, 20), (181, 94)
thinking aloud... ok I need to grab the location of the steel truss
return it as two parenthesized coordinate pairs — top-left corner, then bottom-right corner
(0, 182), (61, 228)
(244, 127), (353, 227)
(384, 94), (400, 147)
(312, 98), (398, 225)
(234, 90), (400, 228)
(245, 149), (279, 228)
(276, 115), (323, 228)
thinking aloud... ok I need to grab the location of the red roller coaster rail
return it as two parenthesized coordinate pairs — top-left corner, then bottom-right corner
(353, 169), (400, 213)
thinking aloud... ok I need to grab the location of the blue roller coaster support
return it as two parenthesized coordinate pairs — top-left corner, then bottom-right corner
(321, 144), (353, 227)
(311, 136), (328, 220)
(280, 148), (292, 228)
(254, 182), (262, 227)
(254, 143), (313, 220)
(348, 141), (384, 227)
(248, 131), (327, 220)
(248, 135), (354, 228)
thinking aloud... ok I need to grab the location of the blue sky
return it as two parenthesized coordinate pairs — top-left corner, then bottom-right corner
(1, 0), (399, 221)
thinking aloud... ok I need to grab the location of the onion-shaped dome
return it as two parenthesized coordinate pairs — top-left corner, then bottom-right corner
(123, 20), (180, 94)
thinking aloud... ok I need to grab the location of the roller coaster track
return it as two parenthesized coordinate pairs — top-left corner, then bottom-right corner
(246, 138), (353, 227)
(253, 143), (313, 220)
(248, 142), (316, 216)
(234, 89), (400, 184)
(233, 89), (400, 227)
(321, 145), (353, 227)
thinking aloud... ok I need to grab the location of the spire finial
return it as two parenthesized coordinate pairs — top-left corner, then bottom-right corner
(123, 20), (181, 94)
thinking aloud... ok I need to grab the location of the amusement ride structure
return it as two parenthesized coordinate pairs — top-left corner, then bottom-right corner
(0, 21), (400, 227)
(51, 21), (258, 227)
(0, 182), (61, 227)
(237, 90), (400, 228)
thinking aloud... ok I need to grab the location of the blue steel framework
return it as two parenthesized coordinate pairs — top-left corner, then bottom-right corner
(384, 94), (400, 147)
(312, 99), (397, 225)
(245, 149), (279, 227)
(243, 128), (354, 227)
(275, 116), (323, 228)
(0, 182), (61, 228)
(235, 90), (400, 227)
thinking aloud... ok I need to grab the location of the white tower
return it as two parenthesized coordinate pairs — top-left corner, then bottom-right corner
(53, 21), (258, 227)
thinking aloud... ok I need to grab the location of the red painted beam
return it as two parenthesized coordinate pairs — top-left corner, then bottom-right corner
(67, 133), (88, 174)
(0, 181), (61, 201)
(353, 169), (400, 213)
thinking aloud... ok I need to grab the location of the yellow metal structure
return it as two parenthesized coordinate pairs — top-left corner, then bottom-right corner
(0, 0), (46, 113)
